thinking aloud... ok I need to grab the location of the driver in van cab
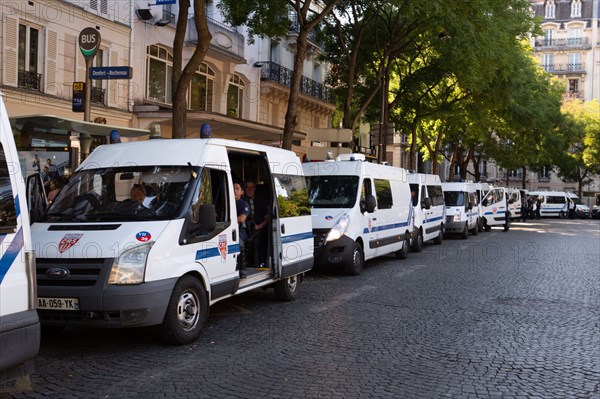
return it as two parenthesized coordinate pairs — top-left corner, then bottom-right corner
(130, 184), (146, 203)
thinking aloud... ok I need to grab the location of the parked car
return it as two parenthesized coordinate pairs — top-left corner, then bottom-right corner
(590, 206), (600, 219)
(575, 204), (591, 219)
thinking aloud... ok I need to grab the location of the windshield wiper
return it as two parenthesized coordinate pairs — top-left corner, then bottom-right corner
(45, 212), (80, 221)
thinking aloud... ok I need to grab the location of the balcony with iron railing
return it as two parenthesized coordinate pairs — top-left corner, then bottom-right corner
(288, 16), (321, 47)
(258, 61), (333, 104)
(185, 16), (244, 61)
(91, 86), (105, 104)
(18, 70), (42, 91)
(538, 176), (551, 182)
(534, 37), (591, 50)
(542, 63), (586, 74)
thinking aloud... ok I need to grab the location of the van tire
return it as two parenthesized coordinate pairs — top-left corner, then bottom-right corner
(477, 218), (484, 232)
(160, 275), (208, 345)
(411, 229), (423, 252)
(396, 235), (410, 260)
(433, 225), (444, 245)
(274, 274), (301, 301)
(471, 223), (479, 235)
(461, 223), (469, 239)
(345, 242), (364, 276)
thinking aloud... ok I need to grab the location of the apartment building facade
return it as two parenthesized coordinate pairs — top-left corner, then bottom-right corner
(0, 0), (335, 155)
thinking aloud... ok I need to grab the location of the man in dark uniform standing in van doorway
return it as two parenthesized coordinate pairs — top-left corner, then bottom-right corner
(234, 182), (250, 278)
(244, 180), (269, 267)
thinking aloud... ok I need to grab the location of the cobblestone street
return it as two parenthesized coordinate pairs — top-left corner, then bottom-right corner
(2, 219), (599, 399)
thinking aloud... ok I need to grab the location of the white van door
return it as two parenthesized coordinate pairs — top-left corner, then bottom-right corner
(482, 188), (507, 226)
(271, 173), (313, 279)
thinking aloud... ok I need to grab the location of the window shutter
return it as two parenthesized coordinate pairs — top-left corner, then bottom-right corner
(44, 28), (59, 95)
(108, 49), (119, 105)
(75, 45), (86, 83)
(2, 16), (19, 87)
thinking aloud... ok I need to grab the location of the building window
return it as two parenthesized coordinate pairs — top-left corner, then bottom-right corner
(189, 63), (215, 112)
(479, 161), (488, 177)
(543, 29), (554, 46)
(545, 1), (556, 18)
(91, 49), (105, 105)
(571, 0), (582, 17)
(226, 74), (245, 118)
(146, 45), (173, 104)
(568, 28), (582, 45)
(568, 79), (579, 94)
(18, 23), (41, 91)
(568, 53), (580, 70)
(542, 54), (554, 72)
(539, 166), (551, 181)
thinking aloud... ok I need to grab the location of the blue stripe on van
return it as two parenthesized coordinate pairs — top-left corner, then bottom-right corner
(484, 211), (506, 216)
(362, 220), (411, 234)
(15, 195), (21, 217)
(281, 232), (313, 244)
(425, 215), (444, 223)
(195, 244), (240, 261)
(0, 228), (24, 285)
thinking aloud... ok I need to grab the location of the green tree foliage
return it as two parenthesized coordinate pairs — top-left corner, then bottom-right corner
(219, 0), (340, 150)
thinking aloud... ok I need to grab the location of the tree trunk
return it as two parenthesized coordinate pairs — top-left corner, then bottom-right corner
(172, 0), (211, 139)
(282, 31), (309, 150)
(521, 166), (527, 189)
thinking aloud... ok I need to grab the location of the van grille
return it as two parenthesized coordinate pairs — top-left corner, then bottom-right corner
(37, 258), (109, 287)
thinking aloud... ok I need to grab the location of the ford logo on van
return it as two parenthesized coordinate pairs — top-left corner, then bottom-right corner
(46, 267), (69, 279)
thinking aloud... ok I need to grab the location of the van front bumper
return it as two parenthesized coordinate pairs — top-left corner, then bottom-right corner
(445, 221), (467, 233)
(37, 277), (178, 328)
(313, 230), (355, 267)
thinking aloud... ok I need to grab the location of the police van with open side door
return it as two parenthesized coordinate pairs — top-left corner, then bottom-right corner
(29, 138), (313, 345)
(303, 154), (412, 275)
(0, 92), (39, 382)
(528, 190), (569, 218)
(407, 173), (445, 251)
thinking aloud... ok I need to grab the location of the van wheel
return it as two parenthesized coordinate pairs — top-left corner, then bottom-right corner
(396, 235), (410, 260)
(477, 218), (484, 232)
(559, 211), (566, 219)
(471, 223), (479, 235)
(461, 223), (469, 239)
(344, 242), (364, 276)
(411, 229), (423, 252)
(160, 275), (208, 345)
(433, 225), (444, 245)
(274, 274), (301, 301)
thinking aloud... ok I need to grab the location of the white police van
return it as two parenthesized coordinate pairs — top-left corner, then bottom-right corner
(442, 182), (479, 239)
(528, 190), (569, 218)
(480, 186), (509, 231)
(0, 92), (39, 382)
(407, 173), (445, 250)
(303, 154), (412, 275)
(30, 139), (313, 344)
(507, 188), (523, 220)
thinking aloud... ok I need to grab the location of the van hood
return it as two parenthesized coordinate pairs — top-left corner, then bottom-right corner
(31, 221), (171, 259)
(310, 208), (350, 230)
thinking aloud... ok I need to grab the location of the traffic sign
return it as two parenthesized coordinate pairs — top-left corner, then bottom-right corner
(72, 82), (85, 112)
(78, 28), (101, 59)
(90, 67), (133, 80)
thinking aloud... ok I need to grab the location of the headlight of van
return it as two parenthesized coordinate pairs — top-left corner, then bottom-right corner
(326, 214), (350, 242)
(454, 212), (462, 222)
(108, 242), (153, 285)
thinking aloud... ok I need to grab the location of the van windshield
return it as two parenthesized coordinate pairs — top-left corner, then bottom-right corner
(306, 176), (359, 208)
(41, 165), (196, 222)
(444, 191), (465, 206)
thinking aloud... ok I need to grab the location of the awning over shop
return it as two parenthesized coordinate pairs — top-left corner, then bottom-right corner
(136, 111), (305, 144)
(10, 115), (149, 137)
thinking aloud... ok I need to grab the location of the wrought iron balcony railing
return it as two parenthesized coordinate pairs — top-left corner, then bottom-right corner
(258, 61), (333, 103)
(534, 37), (590, 48)
(91, 86), (105, 104)
(542, 63), (586, 73)
(18, 70), (42, 91)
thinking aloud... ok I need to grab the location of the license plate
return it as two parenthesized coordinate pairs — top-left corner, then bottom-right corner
(38, 297), (79, 311)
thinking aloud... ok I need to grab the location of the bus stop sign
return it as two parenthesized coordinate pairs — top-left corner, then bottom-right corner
(78, 28), (101, 59)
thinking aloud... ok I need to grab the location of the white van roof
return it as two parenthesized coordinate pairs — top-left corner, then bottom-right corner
(407, 173), (441, 185)
(79, 138), (302, 172)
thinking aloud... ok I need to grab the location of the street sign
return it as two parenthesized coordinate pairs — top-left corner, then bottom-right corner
(78, 28), (101, 59)
(72, 82), (85, 113)
(90, 67), (133, 80)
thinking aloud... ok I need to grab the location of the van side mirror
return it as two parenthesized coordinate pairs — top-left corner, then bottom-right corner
(422, 197), (432, 210)
(365, 195), (377, 213)
(189, 204), (216, 235)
